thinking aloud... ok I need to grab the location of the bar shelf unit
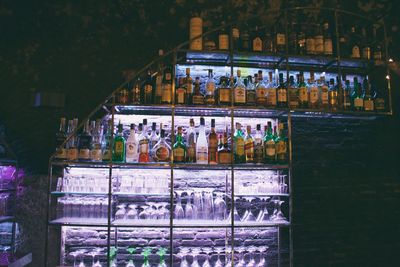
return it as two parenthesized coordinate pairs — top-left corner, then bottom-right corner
(45, 6), (393, 267)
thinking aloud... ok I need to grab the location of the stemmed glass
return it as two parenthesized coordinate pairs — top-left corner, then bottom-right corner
(109, 247), (117, 267)
(235, 246), (246, 267)
(184, 194), (194, 220)
(138, 205), (150, 220)
(126, 204), (138, 220)
(77, 249), (87, 267)
(224, 246), (232, 267)
(126, 247), (136, 267)
(179, 247), (190, 267)
(141, 248), (152, 267)
(246, 246), (257, 267)
(213, 193), (227, 221)
(174, 192), (185, 220)
(201, 247), (212, 267)
(279, 174), (288, 194)
(213, 247), (224, 267)
(256, 197), (271, 222)
(256, 246), (268, 267)
(192, 191), (203, 220)
(271, 198), (286, 221)
(241, 197), (256, 222)
(190, 247), (201, 267)
(88, 249), (100, 267)
(70, 250), (81, 267)
(158, 202), (170, 220)
(157, 247), (167, 267)
(202, 191), (214, 220)
(115, 204), (127, 220)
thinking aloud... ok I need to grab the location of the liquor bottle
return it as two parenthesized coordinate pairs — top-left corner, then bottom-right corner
(362, 78), (374, 111)
(328, 78), (338, 110)
(55, 117), (67, 160)
(314, 24), (324, 55)
(117, 86), (129, 104)
(217, 76), (231, 105)
(252, 26), (263, 52)
(288, 22), (298, 55)
(288, 75), (298, 109)
(245, 75), (256, 106)
(275, 123), (287, 164)
(263, 122), (276, 164)
(78, 120), (92, 161)
(234, 70), (246, 105)
(308, 71), (319, 109)
(298, 72), (308, 108)
(306, 26), (316, 55)
(192, 77), (204, 105)
(154, 50), (164, 104)
(161, 65), (172, 104)
(297, 25), (306, 55)
(263, 31), (274, 53)
(343, 79), (352, 110)
(186, 118), (196, 163)
(131, 77), (141, 104)
(112, 122), (125, 162)
(244, 125), (254, 163)
(323, 22), (333, 56)
(338, 25), (348, 58)
(176, 76), (186, 105)
(153, 129), (171, 162)
(190, 15), (203, 50)
(138, 123), (150, 162)
(351, 77), (363, 111)
(234, 123), (245, 163)
(143, 69), (153, 104)
(266, 71), (277, 108)
(208, 119), (218, 164)
(373, 82), (385, 111)
(102, 120), (112, 162)
(125, 124), (139, 163)
(205, 69), (216, 105)
(67, 119), (78, 161)
(256, 71), (267, 106)
(349, 26), (361, 59)
(254, 124), (263, 163)
(196, 117), (208, 164)
(149, 122), (159, 155)
(173, 126), (186, 163)
(372, 26), (382, 61)
(232, 25), (240, 52)
(218, 23), (229, 51)
(142, 119), (148, 136)
(218, 131), (231, 164)
(277, 73), (288, 108)
(275, 26), (286, 53)
(90, 120), (103, 162)
(203, 26), (217, 51)
(318, 75), (328, 109)
(241, 27), (250, 52)
(361, 27), (371, 60)
(184, 68), (193, 104)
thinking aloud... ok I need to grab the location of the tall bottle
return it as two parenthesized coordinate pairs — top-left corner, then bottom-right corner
(189, 15), (203, 50)
(143, 69), (153, 104)
(131, 77), (141, 104)
(252, 26), (263, 52)
(328, 78), (338, 110)
(55, 117), (67, 160)
(173, 127), (186, 163)
(363, 78), (374, 111)
(218, 132), (231, 164)
(343, 79), (352, 110)
(153, 129), (171, 162)
(234, 70), (246, 105)
(349, 26), (361, 59)
(102, 120), (112, 162)
(184, 68), (193, 104)
(192, 77), (204, 105)
(241, 27), (250, 52)
(275, 25), (286, 53)
(372, 26), (382, 61)
(256, 71), (267, 106)
(308, 71), (319, 109)
(218, 23), (229, 51)
(196, 117), (208, 164)
(234, 123), (245, 163)
(78, 120), (92, 161)
(205, 69), (216, 105)
(67, 119), (78, 161)
(374, 83), (386, 111)
(319, 75), (329, 109)
(245, 75), (256, 106)
(306, 26), (316, 55)
(254, 124), (263, 163)
(244, 125), (254, 163)
(323, 22), (333, 56)
(161, 65), (172, 104)
(149, 122), (159, 155)
(361, 27), (371, 60)
(112, 122), (125, 162)
(275, 123), (287, 164)
(277, 73), (288, 108)
(208, 119), (218, 164)
(266, 71), (277, 108)
(351, 77), (363, 111)
(186, 118), (197, 163)
(138, 123), (150, 162)
(297, 25), (306, 55)
(263, 122), (276, 163)
(217, 76), (230, 105)
(125, 124), (139, 163)
(90, 120), (103, 162)
(314, 24), (324, 55)
(175, 76), (186, 105)
(288, 75), (298, 109)
(231, 25), (240, 52)
(154, 50), (164, 104)
(298, 72), (308, 108)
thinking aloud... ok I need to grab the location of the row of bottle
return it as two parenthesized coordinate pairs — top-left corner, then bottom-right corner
(54, 118), (288, 165)
(189, 16), (384, 60)
(117, 68), (385, 112)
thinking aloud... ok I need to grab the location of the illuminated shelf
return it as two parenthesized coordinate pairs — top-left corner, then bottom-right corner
(234, 193), (290, 197)
(0, 188), (16, 193)
(0, 216), (14, 223)
(50, 191), (108, 196)
(49, 218), (108, 227)
(0, 159), (17, 166)
(113, 192), (170, 197)
(290, 109), (391, 120)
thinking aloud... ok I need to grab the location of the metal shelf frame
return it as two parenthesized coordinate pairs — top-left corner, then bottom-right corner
(45, 6), (393, 267)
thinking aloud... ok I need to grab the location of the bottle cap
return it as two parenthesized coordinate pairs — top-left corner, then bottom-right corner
(211, 119), (215, 128)
(256, 124), (261, 130)
(200, 117), (205, 126)
(152, 122), (156, 131)
(138, 123), (143, 131)
(130, 123), (135, 130)
(143, 119), (147, 126)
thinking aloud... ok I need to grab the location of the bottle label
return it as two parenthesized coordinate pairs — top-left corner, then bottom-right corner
(156, 147), (170, 161)
(306, 38), (315, 54)
(351, 46), (360, 58)
(196, 147), (208, 162)
(375, 98), (385, 110)
(373, 51), (382, 60)
(329, 91), (338, 106)
(67, 148), (78, 161)
(219, 88), (230, 103)
(162, 84), (172, 103)
(246, 90), (256, 104)
(190, 17), (202, 50)
(186, 83), (193, 94)
(266, 88), (277, 106)
(156, 76), (163, 97)
(245, 141), (254, 160)
(276, 140), (287, 155)
(354, 98), (364, 108)
(364, 99), (374, 111)
(253, 37), (262, 52)
(174, 147), (185, 162)
(176, 88), (186, 104)
(254, 143), (263, 162)
(265, 141), (276, 157)
(314, 35), (324, 53)
(192, 95), (204, 105)
(256, 87), (266, 102)
(232, 28), (239, 38)
(115, 141), (124, 154)
(219, 34), (229, 50)
(118, 90), (129, 104)
(298, 87), (308, 102)
(235, 87), (246, 103)
(321, 89), (329, 104)
(277, 89), (287, 102)
(235, 138), (245, 156)
(187, 145), (196, 160)
(139, 139), (149, 162)
(309, 87), (319, 104)
(362, 47), (371, 59)
(289, 88), (299, 107)
(55, 148), (67, 159)
(145, 85), (152, 94)
(78, 148), (90, 159)
(165, 73), (172, 81)
(90, 148), (102, 161)
(126, 142), (138, 160)
(324, 39), (333, 55)
(102, 149), (111, 161)
(206, 82), (215, 95)
(276, 33), (286, 45)
(208, 148), (217, 163)
(218, 152), (231, 164)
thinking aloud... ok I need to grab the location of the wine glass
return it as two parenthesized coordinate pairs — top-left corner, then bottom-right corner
(213, 247), (224, 267)
(174, 192), (185, 220)
(115, 204), (127, 220)
(213, 193), (227, 221)
(203, 191), (214, 220)
(88, 249), (99, 267)
(256, 197), (271, 222)
(235, 246), (246, 267)
(246, 246), (257, 267)
(201, 247), (212, 267)
(190, 247), (201, 267)
(241, 197), (256, 222)
(126, 247), (136, 267)
(192, 191), (203, 220)
(271, 198), (286, 221)
(126, 204), (138, 220)
(224, 246), (232, 267)
(256, 246), (268, 267)
(70, 250), (81, 267)
(138, 205), (150, 220)
(141, 248), (152, 267)
(77, 249), (87, 267)
(157, 247), (167, 267)
(158, 202), (170, 220)
(227, 204), (241, 222)
(179, 247), (190, 267)
(184, 194), (194, 220)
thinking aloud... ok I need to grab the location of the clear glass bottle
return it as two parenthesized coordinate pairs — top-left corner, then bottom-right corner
(138, 123), (150, 162)
(234, 70), (246, 105)
(78, 120), (92, 161)
(256, 70), (267, 106)
(90, 120), (103, 162)
(186, 118), (197, 163)
(205, 69), (216, 105)
(244, 125), (254, 163)
(149, 122), (159, 156)
(254, 124), (263, 164)
(245, 75), (256, 106)
(112, 122), (125, 162)
(125, 123), (138, 163)
(153, 129), (170, 162)
(196, 117), (208, 164)
(173, 126), (186, 163)
(234, 123), (245, 164)
(208, 119), (218, 164)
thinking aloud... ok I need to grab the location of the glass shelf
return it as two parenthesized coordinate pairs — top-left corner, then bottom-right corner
(113, 192), (170, 197)
(0, 188), (16, 193)
(0, 159), (17, 166)
(49, 218), (108, 227)
(0, 216), (14, 223)
(50, 191), (108, 196)
(235, 193), (290, 197)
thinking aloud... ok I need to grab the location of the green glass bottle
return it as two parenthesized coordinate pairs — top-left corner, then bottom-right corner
(351, 77), (363, 111)
(263, 121), (276, 164)
(275, 123), (287, 164)
(234, 123), (246, 163)
(112, 122), (125, 162)
(173, 126), (187, 163)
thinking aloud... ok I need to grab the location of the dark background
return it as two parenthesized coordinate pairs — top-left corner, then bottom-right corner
(1, 0), (399, 266)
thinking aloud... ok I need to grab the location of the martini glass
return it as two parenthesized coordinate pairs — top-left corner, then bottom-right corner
(201, 247), (212, 267)
(246, 246), (257, 267)
(241, 197), (256, 222)
(179, 247), (190, 267)
(157, 247), (167, 267)
(126, 247), (136, 267)
(141, 248), (152, 267)
(88, 249), (99, 266)
(256, 197), (271, 222)
(271, 198), (286, 221)
(70, 250), (81, 267)
(256, 246), (268, 267)
(224, 246), (232, 267)
(190, 247), (201, 267)
(109, 247), (117, 267)
(235, 246), (246, 267)
(213, 247), (224, 267)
